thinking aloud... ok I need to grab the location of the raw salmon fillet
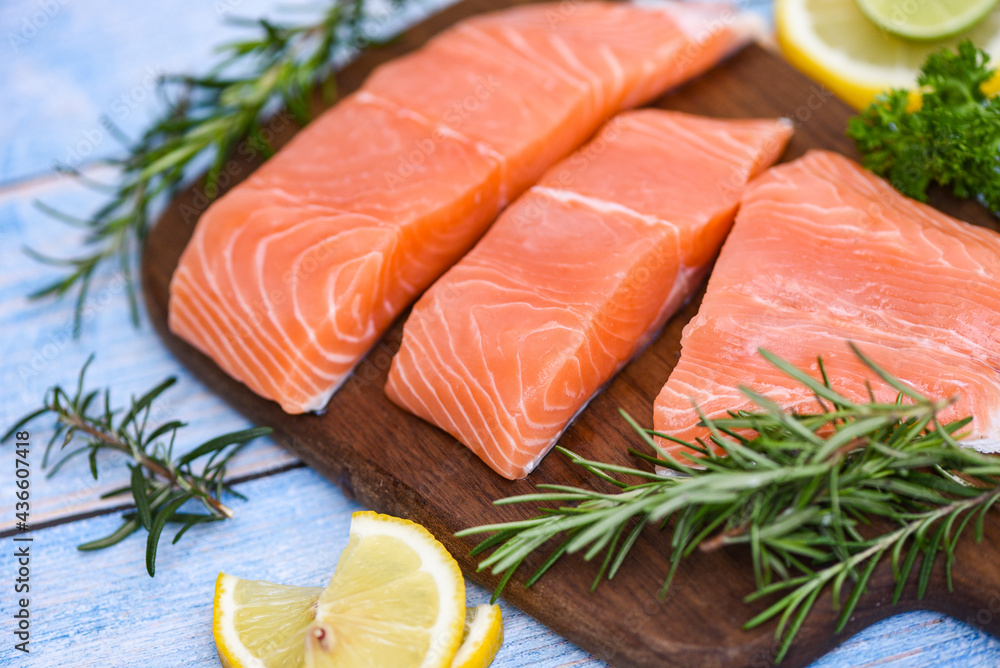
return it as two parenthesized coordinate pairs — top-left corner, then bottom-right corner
(169, 2), (757, 414)
(654, 150), (1000, 461)
(385, 110), (793, 479)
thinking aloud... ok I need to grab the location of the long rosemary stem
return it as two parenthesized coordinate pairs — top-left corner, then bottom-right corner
(55, 409), (234, 518)
(3, 356), (271, 575)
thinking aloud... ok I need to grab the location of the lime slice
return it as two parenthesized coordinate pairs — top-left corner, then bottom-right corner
(777, 0), (1000, 109)
(855, 0), (1000, 41)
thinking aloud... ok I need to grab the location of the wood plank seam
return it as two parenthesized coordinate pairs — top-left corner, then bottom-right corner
(0, 460), (306, 538)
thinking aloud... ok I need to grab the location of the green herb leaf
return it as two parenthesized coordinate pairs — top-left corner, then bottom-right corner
(131, 465), (153, 530)
(146, 494), (192, 576)
(848, 40), (1000, 214)
(78, 518), (141, 551)
(176, 426), (273, 467)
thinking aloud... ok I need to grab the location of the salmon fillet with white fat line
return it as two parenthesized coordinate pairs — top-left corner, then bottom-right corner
(168, 2), (758, 414)
(654, 150), (1000, 462)
(385, 110), (793, 479)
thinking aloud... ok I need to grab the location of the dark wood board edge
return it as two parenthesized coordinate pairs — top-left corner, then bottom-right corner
(141, 2), (1000, 666)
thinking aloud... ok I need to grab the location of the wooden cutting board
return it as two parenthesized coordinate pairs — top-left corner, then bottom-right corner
(141, 2), (1000, 666)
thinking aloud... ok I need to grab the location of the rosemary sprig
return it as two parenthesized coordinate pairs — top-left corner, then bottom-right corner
(2, 356), (272, 576)
(30, 0), (409, 335)
(458, 346), (1000, 663)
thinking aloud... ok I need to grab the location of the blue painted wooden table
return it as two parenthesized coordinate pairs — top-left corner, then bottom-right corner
(2, 1), (1000, 666)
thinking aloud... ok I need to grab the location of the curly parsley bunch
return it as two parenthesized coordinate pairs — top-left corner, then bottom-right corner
(848, 41), (1000, 214)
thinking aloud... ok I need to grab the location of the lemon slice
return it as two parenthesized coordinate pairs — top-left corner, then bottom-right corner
(855, 0), (999, 41)
(777, 0), (1000, 109)
(213, 572), (323, 668)
(450, 604), (504, 668)
(303, 511), (466, 668)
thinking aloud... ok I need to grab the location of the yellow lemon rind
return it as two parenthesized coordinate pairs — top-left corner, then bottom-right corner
(450, 604), (504, 668)
(214, 572), (260, 668)
(776, 0), (1000, 110)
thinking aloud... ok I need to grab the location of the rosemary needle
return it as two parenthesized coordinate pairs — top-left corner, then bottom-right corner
(2, 356), (272, 576)
(458, 346), (1000, 663)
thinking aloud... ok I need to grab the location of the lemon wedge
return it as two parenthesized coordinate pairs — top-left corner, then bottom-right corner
(776, 0), (1000, 109)
(303, 511), (466, 668)
(213, 573), (323, 668)
(450, 604), (504, 668)
(212, 512), (479, 668)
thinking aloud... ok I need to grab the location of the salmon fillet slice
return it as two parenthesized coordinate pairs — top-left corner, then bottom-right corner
(365, 1), (747, 198)
(654, 150), (1000, 461)
(385, 110), (793, 479)
(168, 2), (756, 414)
